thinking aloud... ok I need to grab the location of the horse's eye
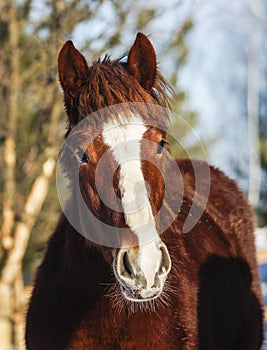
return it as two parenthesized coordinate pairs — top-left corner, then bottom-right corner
(157, 139), (165, 155)
(76, 147), (90, 164)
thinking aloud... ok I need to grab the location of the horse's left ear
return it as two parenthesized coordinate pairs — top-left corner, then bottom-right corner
(127, 33), (157, 92)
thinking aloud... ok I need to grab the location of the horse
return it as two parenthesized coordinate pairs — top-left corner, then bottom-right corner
(25, 33), (264, 350)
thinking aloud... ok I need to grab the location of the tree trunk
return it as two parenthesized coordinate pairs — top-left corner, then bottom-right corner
(0, 283), (12, 350)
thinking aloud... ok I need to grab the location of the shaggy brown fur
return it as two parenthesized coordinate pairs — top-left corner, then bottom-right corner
(26, 33), (264, 350)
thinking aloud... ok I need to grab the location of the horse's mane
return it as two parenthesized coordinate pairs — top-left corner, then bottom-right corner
(68, 56), (172, 128)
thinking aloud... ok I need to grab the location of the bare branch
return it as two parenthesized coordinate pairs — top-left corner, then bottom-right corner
(1, 156), (56, 286)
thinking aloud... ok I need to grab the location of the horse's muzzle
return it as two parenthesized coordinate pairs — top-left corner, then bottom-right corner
(114, 239), (171, 302)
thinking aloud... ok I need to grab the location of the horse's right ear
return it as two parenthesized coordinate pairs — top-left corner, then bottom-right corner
(58, 41), (89, 94)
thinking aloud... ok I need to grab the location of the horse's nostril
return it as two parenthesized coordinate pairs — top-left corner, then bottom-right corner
(123, 252), (133, 277)
(159, 244), (171, 276)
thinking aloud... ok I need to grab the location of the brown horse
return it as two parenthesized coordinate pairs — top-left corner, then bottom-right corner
(26, 33), (264, 350)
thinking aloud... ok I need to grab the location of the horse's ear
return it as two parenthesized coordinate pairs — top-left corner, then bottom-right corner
(58, 40), (89, 94)
(127, 33), (157, 92)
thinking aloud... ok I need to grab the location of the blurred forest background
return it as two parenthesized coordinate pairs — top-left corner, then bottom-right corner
(0, 0), (266, 349)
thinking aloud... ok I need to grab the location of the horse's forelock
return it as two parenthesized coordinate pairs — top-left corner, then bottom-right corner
(75, 60), (171, 122)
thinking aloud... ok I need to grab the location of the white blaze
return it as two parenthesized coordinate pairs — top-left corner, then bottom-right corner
(103, 115), (161, 288)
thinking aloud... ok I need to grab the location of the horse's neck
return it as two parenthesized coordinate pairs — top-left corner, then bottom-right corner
(49, 212), (110, 290)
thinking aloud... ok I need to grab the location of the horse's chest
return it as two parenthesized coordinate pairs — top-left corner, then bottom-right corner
(67, 331), (173, 350)
(66, 309), (180, 350)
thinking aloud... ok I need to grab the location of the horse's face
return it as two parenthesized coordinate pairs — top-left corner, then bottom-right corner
(58, 33), (172, 302)
(81, 119), (171, 301)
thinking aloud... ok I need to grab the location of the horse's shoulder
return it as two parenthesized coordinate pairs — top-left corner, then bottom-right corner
(175, 158), (254, 234)
(175, 158), (249, 207)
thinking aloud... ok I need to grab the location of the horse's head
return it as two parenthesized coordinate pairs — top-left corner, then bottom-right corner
(58, 33), (172, 303)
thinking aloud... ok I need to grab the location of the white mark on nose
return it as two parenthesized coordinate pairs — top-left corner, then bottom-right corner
(103, 115), (164, 289)
(140, 242), (161, 289)
(102, 114), (160, 245)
